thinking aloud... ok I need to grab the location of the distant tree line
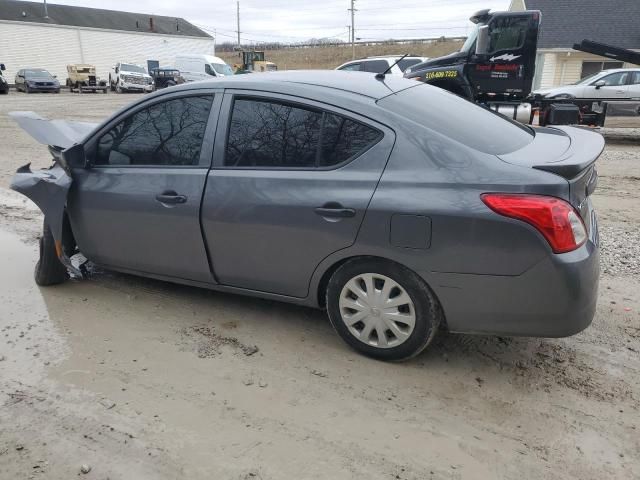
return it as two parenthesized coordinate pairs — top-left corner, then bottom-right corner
(217, 39), (347, 52)
(216, 36), (462, 52)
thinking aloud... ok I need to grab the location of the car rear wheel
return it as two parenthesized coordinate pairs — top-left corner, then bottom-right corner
(326, 258), (442, 361)
(34, 221), (68, 286)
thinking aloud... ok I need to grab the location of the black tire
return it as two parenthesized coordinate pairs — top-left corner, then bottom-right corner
(34, 222), (68, 286)
(326, 258), (442, 361)
(25, 84), (30, 93)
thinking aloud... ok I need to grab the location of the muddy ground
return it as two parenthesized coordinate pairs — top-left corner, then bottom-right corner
(0, 91), (638, 480)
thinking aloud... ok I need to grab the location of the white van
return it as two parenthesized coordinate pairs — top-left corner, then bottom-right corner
(174, 55), (234, 82)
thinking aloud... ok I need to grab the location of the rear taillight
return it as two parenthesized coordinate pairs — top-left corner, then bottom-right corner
(481, 193), (587, 253)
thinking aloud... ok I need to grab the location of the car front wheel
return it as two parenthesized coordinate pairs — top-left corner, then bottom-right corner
(326, 258), (442, 361)
(34, 221), (68, 286)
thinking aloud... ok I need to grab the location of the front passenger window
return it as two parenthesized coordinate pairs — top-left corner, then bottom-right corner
(339, 63), (362, 71)
(597, 72), (629, 86)
(95, 96), (213, 166)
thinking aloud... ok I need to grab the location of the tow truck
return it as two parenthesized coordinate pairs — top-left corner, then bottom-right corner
(404, 9), (640, 127)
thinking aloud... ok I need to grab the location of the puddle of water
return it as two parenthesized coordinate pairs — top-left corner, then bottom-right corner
(0, 228), (67, 386)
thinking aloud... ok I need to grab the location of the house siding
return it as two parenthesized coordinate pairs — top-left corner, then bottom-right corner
(539, 53), (557, 89)
(508, 0), (527, 11)
(0, 21), (215, 82)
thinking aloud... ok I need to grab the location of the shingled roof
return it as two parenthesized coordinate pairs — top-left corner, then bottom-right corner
(523, 0), (640, 49)
(0, 0), (211, 38)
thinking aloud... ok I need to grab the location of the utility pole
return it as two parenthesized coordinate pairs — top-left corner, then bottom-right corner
(348, 0), (356, 59)
(236, 1), (241, 49)
(43, 0), (49, 18)
(346, 25), (351, 47)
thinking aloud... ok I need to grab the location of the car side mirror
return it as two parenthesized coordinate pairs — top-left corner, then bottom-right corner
(475, 25), (490, 56)
(594, 80), (606, 89)
(53, 75), (57, 79)
(61, 143), (90, 170)
(0, 64), (5, 71)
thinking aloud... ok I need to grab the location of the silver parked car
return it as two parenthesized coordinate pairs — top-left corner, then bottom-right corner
(10, 71), (602, 361)
(336, 56), (428, 76)
(534, 68), (640, 100)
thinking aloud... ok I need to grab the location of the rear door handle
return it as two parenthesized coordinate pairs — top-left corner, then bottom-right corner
(155, 191), (187, 205)
(314, 204), (356, 218)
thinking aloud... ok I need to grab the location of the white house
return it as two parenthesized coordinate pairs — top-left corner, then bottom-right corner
(509, 0), (640, 89)
(0, 0), (215, 82)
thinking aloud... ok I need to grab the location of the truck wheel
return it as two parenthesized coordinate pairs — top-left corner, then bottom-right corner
(34, 222), (68, 286)
(326, 258), (442, 361)
(116, 82), (123, 93)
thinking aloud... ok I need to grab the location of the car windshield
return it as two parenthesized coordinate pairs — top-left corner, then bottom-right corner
(572, 72), (602, 85)
(460, 24), (479, 52)
(211, 63), (234, 76)
(25, 69), (53, 79)
(378, 84), (533, 155)
(121, 64), (146, 74)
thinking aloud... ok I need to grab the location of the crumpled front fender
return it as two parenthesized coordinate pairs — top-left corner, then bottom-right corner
(10, 163), (82, 277)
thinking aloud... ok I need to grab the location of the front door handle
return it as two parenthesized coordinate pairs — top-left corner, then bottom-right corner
(314, 203), (356, 218)
(155, 191), (187, 205)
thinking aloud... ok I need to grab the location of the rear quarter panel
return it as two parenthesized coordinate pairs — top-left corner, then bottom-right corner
(307, 120), (570, 306)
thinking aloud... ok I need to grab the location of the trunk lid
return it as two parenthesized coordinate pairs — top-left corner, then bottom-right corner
(498, 125), (604, 235)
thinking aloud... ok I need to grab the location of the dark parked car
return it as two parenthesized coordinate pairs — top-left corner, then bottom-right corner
(0, 63), (9, 94)
(150, 67), (184, 89)
(10, 71), (602, 361)
(15, 68), (60, 93)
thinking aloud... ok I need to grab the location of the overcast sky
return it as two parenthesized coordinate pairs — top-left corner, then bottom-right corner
(51, 0), (510, 43)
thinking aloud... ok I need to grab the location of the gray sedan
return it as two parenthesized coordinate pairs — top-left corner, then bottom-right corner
(10, 71), (602, 361)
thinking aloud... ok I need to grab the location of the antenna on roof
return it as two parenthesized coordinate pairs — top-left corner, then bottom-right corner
(375, 54), (408, 80)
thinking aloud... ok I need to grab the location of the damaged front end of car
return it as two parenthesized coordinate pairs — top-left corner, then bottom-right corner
(9, 112), (97, 278)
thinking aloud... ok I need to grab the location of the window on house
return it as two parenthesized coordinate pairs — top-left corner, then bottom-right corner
(580, 61), (624, 79)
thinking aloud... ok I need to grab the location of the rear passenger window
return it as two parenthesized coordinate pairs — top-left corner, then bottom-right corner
(95, 96), (213, 166)
(320, 113), (382, 166)
(361, 60), (390, 73)
(225, 98), (382, 168)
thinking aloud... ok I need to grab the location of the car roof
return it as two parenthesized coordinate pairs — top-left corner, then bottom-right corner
(173, 70), (418, 100)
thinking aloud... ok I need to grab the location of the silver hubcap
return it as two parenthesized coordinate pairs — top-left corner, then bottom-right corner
(339, 273), (416, 349)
